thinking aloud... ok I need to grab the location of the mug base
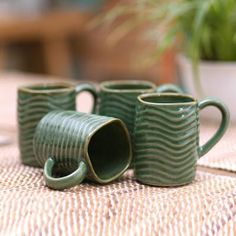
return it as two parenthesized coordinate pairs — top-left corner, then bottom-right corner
(135, 178), (195, 187)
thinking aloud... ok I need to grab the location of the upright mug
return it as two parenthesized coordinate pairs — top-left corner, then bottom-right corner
(97, 80), (182, 164)
(33, 111), (132, 190)
(18, 82), (97, 167)
(134, 93), (230, 186)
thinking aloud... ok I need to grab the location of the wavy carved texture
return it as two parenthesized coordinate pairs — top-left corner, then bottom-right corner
(18, 91), (76, 167)
(33, 111), (111, 168)
(98, 93), (138, 134)
(134, 102), (199, 186)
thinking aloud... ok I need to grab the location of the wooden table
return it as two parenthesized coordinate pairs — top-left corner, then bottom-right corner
(0, 10), (90, 77)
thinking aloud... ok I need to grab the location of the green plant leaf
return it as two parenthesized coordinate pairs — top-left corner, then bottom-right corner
(97, 0), (236, 93)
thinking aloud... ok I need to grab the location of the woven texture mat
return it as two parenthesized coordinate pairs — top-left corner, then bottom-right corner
(198, 124), (236, 172)
(1, 144), (236, 235)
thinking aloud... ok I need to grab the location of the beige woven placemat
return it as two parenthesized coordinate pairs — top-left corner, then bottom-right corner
(1, 144), (236, 236)
(198, 124), (236, 172)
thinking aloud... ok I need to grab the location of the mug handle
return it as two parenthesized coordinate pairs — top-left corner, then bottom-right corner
(44, 157), (88, 190)
(155, 83), (183, 93)
(75, 83), (98, 113)
(198, 98), (230, 157)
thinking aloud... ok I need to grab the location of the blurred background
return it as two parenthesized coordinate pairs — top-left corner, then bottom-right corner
(1, 0), (236, 125)
(0, 0), (176, 84)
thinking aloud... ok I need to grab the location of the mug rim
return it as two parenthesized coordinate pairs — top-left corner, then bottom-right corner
(138, 93), (197, 106)
(101, 80), (156, 93)
(85, 118), (132, 183)
(18, 82), (75, 94)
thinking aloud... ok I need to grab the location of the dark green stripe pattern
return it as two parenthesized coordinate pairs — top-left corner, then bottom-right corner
(34, 111), (112, 168)
(134, 102), (199, 186)
(33, 111), (132, 185)
(18, 91), (76, 167)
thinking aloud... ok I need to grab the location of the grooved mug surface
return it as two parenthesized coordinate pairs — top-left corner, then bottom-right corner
(98, 81), (156, 158)
(33, 111), (132, 184)
(34, 111), (112, 167)
(99, 92), (138, 137)
(134, 100), (199, 186)
(18, 87), (76, 167)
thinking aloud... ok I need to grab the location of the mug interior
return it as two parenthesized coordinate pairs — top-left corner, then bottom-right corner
(140, 94), (195, 104)
(19, 83), (74, 93)
(30, 85), (69, 90)
(88, 120), (131, 181)
(102, 80), (155, 92)
(107, 84), (152, 90)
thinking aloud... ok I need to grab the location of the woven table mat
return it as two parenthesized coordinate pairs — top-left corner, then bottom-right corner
(1, 144), (236, 235)
(198, 124), (236, 172)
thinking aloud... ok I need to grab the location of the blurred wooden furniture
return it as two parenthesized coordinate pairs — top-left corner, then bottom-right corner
(0, 4), (177, 83)
(0, 10), (90, 77)
(75, 9), (176, 84)
(76, 28), (177, 84)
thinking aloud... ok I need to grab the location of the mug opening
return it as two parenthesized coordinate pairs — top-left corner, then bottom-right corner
(139, 93), (196, 105)
(87, 120), (131, 181)
(19, 83), (74, 94)
(102, 80), (155, 93)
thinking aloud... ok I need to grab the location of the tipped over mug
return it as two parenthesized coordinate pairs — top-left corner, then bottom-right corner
(33, 111), (132, 190)
(18, 82), (97, 167)
(134, 93), (230, 186)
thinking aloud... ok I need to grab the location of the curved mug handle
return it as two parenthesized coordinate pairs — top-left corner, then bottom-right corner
(156, 84), (183, 94)
(198, 98), (230, 157)
(44, 157), (88, 190)
(75, 83), (98, 113)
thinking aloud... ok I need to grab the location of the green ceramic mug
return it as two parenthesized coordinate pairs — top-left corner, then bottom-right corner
(134, 93), (230, 186)
(33, 111), (132, 190)
(97, 80), (182, 164)
(18, 82), (97, 167)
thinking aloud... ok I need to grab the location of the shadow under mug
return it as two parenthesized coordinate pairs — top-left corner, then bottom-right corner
(33, 111), (132, 190)
(134, 93), (230, 186)
(97, 80), (183, 165)
(18, 82), (97, 167)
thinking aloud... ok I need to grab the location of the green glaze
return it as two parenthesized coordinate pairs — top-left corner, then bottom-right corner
(18, 82), (97, 167)
(97, 80), (182, 165)
(33, 111), (132, 190)
(155, 83), (183, 94)
(134, 93), (229, 186)
(198, 99), (230, 157)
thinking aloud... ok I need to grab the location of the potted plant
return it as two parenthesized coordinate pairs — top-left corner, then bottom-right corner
(98, 0), (236, 121)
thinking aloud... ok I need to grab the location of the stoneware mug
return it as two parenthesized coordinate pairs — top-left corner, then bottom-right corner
(134, 93), (230, 186)
(33, 111), (132, 190)
(18, 82), (97, 167)
(97, 80), (182, 164)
